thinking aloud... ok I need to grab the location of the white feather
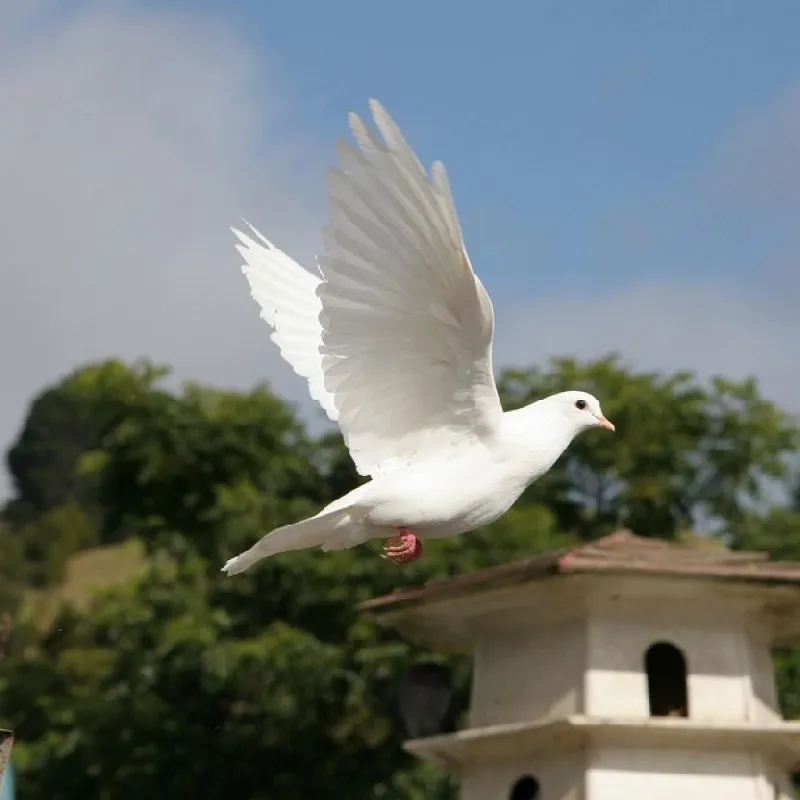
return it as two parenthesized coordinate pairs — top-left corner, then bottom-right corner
(318, 99), (503, 478)
(234, 223), (339, 423)
(223, 101), (613, 574)
(234, 101), (502, 478)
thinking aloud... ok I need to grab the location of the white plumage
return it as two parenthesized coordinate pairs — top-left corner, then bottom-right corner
(223, 100), (614, 575)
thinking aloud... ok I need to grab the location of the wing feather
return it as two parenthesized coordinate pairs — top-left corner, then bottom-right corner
(235, 101), (502, 478)
(233, 225), (339, 423)
(317, 100), (502, 476)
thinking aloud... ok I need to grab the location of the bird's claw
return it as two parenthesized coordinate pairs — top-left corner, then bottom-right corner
(382, 529), (423, 564)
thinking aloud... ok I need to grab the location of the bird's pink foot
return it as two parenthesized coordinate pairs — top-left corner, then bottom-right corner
(382, 528), (423, 564)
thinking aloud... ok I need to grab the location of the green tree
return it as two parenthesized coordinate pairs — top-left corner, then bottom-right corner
(2, 355), (799, 799)
(499, 355), (798, 539)
(17, 499), (99, 587)
(86, 379), (328, 559)
(2, 501), (563, 798)
(0, 519), (25, 624)
(4, 360), (166, 527)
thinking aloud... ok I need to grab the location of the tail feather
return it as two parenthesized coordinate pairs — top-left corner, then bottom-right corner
(221, 508), (352, 575)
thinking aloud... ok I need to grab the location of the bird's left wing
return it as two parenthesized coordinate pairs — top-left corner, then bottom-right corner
(318, 100), (503, 478)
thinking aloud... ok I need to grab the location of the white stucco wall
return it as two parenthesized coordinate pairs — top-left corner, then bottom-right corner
(743, 628), (781, 723)
(460, 750), (585, 800)
(449, 578), (797, 799)
(458, 747), (795, 799)
(586, 747), (781, 799)
(584, 616), (750, 720)
(470, 618), (586, 726)
(470, 592), (773, 726)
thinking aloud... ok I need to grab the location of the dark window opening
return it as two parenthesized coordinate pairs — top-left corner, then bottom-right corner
(509, 774), (540, 800)
(645, 641), (689, 717)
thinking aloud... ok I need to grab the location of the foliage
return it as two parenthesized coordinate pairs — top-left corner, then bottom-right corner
(0, 356), (798, 798)
(5, 360), (166, 527)
(85, 380), (327, 559)
(499, 354), (798, 539)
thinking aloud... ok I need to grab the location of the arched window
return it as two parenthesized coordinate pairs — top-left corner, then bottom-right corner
(509, 774), (540, 800)
(645, 641), (689, 717)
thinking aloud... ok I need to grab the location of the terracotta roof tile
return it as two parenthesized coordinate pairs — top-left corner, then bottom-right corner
(359, 530), (800, 614)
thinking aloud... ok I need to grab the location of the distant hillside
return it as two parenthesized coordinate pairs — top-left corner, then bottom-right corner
(23, 539), (148, 629)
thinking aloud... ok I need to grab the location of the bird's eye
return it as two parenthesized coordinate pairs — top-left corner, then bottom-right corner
(575, 399), (587, 411)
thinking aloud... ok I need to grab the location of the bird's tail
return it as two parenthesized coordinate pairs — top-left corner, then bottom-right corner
(221, 508), (354, 575)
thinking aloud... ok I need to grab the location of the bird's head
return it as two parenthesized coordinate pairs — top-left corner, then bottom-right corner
(544, 390), (615, 434)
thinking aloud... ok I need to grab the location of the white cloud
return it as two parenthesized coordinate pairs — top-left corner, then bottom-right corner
(496, 82), (800, 418)
(0, 2), (326, 496)
(496, 281), (798, 411)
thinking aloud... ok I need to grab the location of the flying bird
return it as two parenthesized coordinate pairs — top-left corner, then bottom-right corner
(222, 100), (614, 575)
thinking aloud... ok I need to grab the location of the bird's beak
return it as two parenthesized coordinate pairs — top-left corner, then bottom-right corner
(596, 415), (615, 432)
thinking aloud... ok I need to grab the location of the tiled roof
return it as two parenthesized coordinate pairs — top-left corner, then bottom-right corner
(359, 530), (800, 614)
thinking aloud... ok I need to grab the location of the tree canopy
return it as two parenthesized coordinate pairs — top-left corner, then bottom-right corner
(1, 356), (799, 798)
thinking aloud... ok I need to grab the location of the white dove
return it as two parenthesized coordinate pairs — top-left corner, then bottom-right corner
(222, 100), (614, 575)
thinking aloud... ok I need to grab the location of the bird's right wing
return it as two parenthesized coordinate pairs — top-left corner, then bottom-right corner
(234, 225), (339, 424)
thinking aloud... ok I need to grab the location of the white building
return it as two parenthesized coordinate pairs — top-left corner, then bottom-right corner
(361, 530), (800, 799)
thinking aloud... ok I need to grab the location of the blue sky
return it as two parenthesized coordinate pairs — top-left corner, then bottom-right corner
(154, 0), (800, 299)
(2, 1), (800, 492)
